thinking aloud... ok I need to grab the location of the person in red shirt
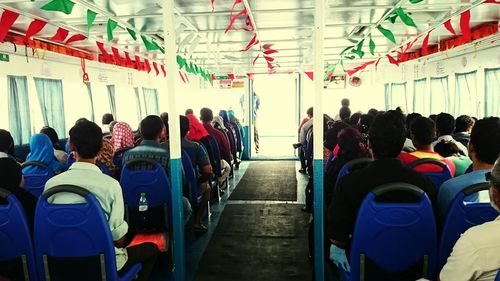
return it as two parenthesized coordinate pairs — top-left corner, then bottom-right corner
(398, 116), (456, 176)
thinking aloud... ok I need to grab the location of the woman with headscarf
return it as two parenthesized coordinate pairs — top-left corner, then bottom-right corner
(40, 126), (68, 164)
(96, 138), (116, 177)
(219, 110), (239, 165)
(185, 114), (218, 182)
(227, 110), (243, 154)
(23, 133), (66, 175)
(111, 122), (135, 152)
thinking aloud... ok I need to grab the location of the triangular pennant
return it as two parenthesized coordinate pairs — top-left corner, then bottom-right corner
(421, 31), (431, 55)
(460, 10), (471, 41)
(161, 64), (166, 77)
(65, 34), (86, 44)
(125, 52), (133, 67)
(144, 59), (151, 73)
(386, 54), (400, 66)
(179, 70), (186, 83)
(305, 71), (313, 81)
(141, 35), (159, 51)
(87, 9), (97, 32)
(152, 40), (165, 53)
(347, 60), (376, 76)
(111, 47), (123, 65)
(96, 41), (110, 61)
(228, 73), (235, 80)
(135, 56), (142, 70)
(25, 19), (47, 41)
(353, 39), (365, 58)
(176, 55), (186, 69)
(225, 8), (247, 33)
(127, 28), (137, 41)
(51, 27), (69, 42)
(0, 10), (20, 42)
(444, 19), (456, 35)
(395, 7), (417, 27)
(107, 19), (118, 41)
(153, 62), (159, 76)
(40, 0), (75, 15)
(409, 0), (424, 3)
(377, 25), (396, 44)
(210, 0), (215, 11)
(369, 34), (376, 55)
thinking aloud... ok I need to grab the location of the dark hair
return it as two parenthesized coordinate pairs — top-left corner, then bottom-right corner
(0, 129), (13, 153)
(369, 112), (406, 159)
(406, 113), (422, 138)
(102, 113), (114, 125)
(339, 107), (351, 121)
(434, 140), (460, 157)
(429, 114), (437, 122)
(436, 113), (456, 136)
(69, 121), (103, 159)
(109, 121), (117, 133)
(359, 114), (374, 134)
(324, 121), (349, 150)
(185, 109), (194, 115)
(40, 126), (62, 150)
(410, 117), (436, 146)
(200, 107), (214, 122)
(180, 115), (190, 138)
(349, 112), (362, 126)
(160, 112), (169, 136)
(140, 115), (164, 140)
(455, 115), (475, 133)
(337, 127), (367, 161)
(367, 108), (378, 116)
(470, 117), (500, 165)
(75, 117), (89, 124)
(341, 98), (350, 107)
(307, 107), (313, 117)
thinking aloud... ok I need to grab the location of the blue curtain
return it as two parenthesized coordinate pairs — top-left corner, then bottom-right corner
(106, 85), (117, 118)
(7, 76), (31, 145)
(142, 88), (159, 116)
(134, 87), (143, 122)
(413, 78), (427, 115)
(390, 82), (407, 112)
(33, 77), (66, 138)
(86, 83), (95, 122)
(454, 71), (478, 117)
(384, 83), (391, 110)
(484, 68), (500, 117)
(430, 76), (450, 115)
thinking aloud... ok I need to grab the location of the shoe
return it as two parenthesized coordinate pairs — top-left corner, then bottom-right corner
(194, 224), (208, 233)
(298, 169), (306, 174)
(293, 143), (303, 149)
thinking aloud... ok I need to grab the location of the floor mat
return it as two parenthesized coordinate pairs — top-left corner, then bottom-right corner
(194, 204), (312, 281)
(229, 161), (297, 201)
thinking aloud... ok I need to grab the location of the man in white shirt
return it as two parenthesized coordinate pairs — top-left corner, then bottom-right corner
(433, 113), (468, 156)
(440, 155), (500, 281)
(44, 120), (158, 281)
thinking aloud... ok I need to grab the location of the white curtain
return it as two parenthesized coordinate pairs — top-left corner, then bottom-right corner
(484, 68), (499, 117)
(390, 82), (407, 112)
(412, 78), (427, 115)
(454, 71), (478, 117)
(430, 76), (450, 115)
(142, 88), (159, 116)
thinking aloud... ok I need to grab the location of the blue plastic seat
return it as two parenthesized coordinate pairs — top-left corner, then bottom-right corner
(120, 158), (172, 233)
(438, 182), (497, 270)
(335, 158), (373, 187)
(181, 150), (203, 206)
(406, 158), (453, 191)
(343, 183), (437, 281)
(113, 147), (133, 170)
(495, 270), (500, 281)
(21, 161), (55, 197)
(96, 161), (113, 176)
(34, 184), (141, 281)
(0, 188), (37, 281)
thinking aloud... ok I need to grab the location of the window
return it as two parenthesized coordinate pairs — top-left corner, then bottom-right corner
(134, 87), (143, 122)
(412, 79), (427, 115)
(143, 88), (159, 116)
(454, 71), (478, 117)
(430, 76), (450, 115)
(7, 76), (31, 144)
(33, 78), (66, 137)
(384, 83), (390, 110)
(389, 82), (407, 112)
(484, 68), (499, 117)
(107, 85), (117, 119)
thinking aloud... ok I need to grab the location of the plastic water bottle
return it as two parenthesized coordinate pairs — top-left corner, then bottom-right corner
(139, 192), (148, 212)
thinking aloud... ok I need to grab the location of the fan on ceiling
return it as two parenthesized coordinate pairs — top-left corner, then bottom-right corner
(349, 76), (362, 87)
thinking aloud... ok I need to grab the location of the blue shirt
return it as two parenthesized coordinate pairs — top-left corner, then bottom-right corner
(181, 138), (210, 172)
(122, 140), (169, 172)
(437, 169), (491, 221)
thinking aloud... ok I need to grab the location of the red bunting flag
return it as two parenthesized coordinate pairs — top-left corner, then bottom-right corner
(144, 59), (151, 73)
(375, 57), (382, 70)
(484, 0), (500, 4)
(228, 73), (235, 80)
(460, 10), (471, 42)
(347, 60), (376, 77)
(305, 71), (314, 81)
(179, 70), (186, 83)
(96, 41), (111, 61)
(246, 73), (254, 80)
(125, 52), (133, 67)
(212, 73), (216, 81)
(153, 61), (159, 76)
(111, 47), (123, 65)
(386, 54), (400, 66)
(444, 19), (456, 35)
(25, 19), (47, 41)
(161, 65), (166, 77)
(421, 31), (431, 55)
(65, 34), (86, 44)
(0, 10), (19, 42)
(135, 56), (142, 71)
(50, 27), (69, 42)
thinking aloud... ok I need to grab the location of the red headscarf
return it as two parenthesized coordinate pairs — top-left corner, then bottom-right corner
(111, 122), (135, 151)
(186, 114), (209, 141)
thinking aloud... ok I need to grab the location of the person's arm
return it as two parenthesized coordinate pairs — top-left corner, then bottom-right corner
(439, 234), (478, 281)
(327, 177), (355, 248)
(109, 182), (129, 247)
(197, 145), (213, 182)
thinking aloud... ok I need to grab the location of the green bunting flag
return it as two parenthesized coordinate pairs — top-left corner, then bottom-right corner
(369, 34), (375, 55)
(141, 35), (159, 51)
(395, 7), (417, 27)
(409, 0), (424, 3)
(177, 55), (186, 69)
(40, 0), (75, 15)
(87, 10), (97, 32)
(377, 25), (396, 44)
(127, 28), (137, 41)
(340, 45), (354, 56)
(107, 19), (117, 41)
(386, 13), (398, 24)
(152, 40), (165, 54)
(353, 39), (365, 58)
(324, 63), (337, 80)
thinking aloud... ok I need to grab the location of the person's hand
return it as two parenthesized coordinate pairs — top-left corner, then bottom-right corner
(329, 244), (350, 272)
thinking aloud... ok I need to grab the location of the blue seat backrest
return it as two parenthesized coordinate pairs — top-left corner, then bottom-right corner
(0, 188), (37, 281)
(349, 183), (437, 280)
(34, 185), (141, 281)
(232, 122), (242, 152)
(206, 136), (222, 177)
(335, 158), (373, 187)
(438, 182), (497, 270)
(495, 270), (500, 281)
(113, 147), (134, 169)
(181, 150), (202, 206)
(120, 158), (172, 232)
(21, 161), (55, 198)
(96, 161), (113, 176)
(406, 158), (452, 191)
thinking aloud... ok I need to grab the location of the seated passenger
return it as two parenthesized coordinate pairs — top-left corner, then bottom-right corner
(439, 155), (500, 281)
(398, 117), (456, 176)
(96, 139), (116, 177)
(40, 126), (67, 164)
(453, 115), (474, 148)
(101, 113), (114, 135)
(327, 111), (435, 271)
(23, 133), (66, 175)
(0, 129), (16, 161)
(111, 122), (135, 152)
(433, 113), (468, 156)
(434, 140), (472, 176)
(437, 117), (500, 221)
(200, 108), (232, 167)
(44, 121), (159, 281)
(404, 113), (422, 151)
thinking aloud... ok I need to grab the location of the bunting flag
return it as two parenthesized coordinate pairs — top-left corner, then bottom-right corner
(444, 19), (456, 35)
(369, 34), (375, 55)
(305, 71), (314, 81)
(111, 47), (123, 65)
(241, 33), (258, 51)
(347, 60), (376, 76)
(421, 31), (431, 55)
(153, 61), (159, 76)
(179, 70), (186, 83)
(87, 9), (97, 32)
(51, 27), (69, 42)
(210, 0), (215, 11)
(141, 35), (159, 51)
(96, 41), (111, 61)
(135, 56), (142, 71)
(65, 34), (86, 44)
(485, 0), (500, 3)
(40, 0), (75, 15)
(377, 25), (396, 44)
(25, 19), (47, 41)
(161, 64), (166, 77)
(395, 7), (417, 27)
(460, 10), (472, 42)
(0, 10), (19, 42)
(386, 54), (400, 66)
(127, 28), (137, 41)
(152, 40), (165, 53)
(144, 59), (151, 73)
(176, 55), (186, 69)
(227, 73), (235, 80)
(352, 39), (365, 58)
(125, 52), (133, 67)
(107, 19), (118, 41)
